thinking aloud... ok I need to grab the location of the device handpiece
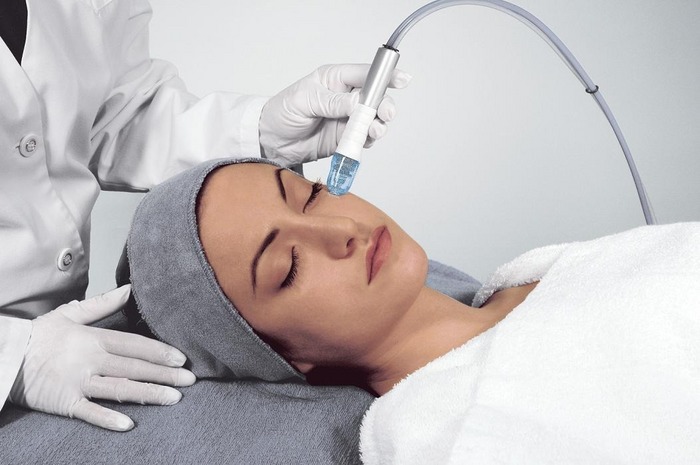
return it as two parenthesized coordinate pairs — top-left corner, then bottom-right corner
(326, 46), (400, 196)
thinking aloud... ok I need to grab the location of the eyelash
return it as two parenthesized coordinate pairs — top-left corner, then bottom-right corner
(304, 181), (323, 212)
(281, 247), (299, 289)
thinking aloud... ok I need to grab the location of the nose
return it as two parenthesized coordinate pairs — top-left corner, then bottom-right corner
(292, 215), (362, 259)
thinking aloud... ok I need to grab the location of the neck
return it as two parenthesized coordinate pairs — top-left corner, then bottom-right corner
(362, 286), (513, 396)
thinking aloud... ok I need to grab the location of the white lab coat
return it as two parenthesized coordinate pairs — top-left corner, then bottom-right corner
(0, 0), (267, 408)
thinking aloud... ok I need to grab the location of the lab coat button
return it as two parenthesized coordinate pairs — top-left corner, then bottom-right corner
(57, 249), (74, 271)
(19, 134), (39, 157)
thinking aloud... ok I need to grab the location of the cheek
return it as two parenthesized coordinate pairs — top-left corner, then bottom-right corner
(262, 247), (428, 363)
(280, 273), (371, 348)
(300, 262), (364, 319)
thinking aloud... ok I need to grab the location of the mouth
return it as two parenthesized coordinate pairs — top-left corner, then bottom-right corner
(366, 226), (392, 284)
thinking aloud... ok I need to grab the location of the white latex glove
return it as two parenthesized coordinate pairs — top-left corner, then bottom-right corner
(9, 285), (195, 432)
(259, 63), (412, 166)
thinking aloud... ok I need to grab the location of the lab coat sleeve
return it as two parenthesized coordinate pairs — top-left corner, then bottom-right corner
(91, 0), (268, 192)
(0, 316), (31, 411)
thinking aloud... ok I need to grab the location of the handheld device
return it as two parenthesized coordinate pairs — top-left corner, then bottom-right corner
(326, 46), (400, 196)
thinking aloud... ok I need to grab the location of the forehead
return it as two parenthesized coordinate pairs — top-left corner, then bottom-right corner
(198, 162), (281, 243)
(198, 162), (283, 226)
(201, 162), (277, 200)
(197, 163), (280, 301)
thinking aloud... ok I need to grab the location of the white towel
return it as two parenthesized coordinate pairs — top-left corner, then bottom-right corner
(360, 223), (700, 465)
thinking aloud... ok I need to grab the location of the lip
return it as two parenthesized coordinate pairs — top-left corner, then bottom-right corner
(366, 226), (392, 284)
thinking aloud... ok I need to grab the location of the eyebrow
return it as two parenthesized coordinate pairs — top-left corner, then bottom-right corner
(251, 228), (279, 294)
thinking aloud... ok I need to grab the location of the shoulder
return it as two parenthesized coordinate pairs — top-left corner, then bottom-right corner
(472, 222), (700, 308)
(472, 242), (570, 307)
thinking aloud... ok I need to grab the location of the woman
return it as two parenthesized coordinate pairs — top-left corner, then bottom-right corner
(126, 158), (700, 464)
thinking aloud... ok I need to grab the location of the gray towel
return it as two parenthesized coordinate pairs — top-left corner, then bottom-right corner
(127, 157), (302, 382)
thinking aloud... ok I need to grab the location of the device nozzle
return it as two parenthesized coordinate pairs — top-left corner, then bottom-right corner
(326, 153), (361, 196)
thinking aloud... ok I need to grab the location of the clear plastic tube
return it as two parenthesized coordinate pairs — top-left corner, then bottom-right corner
(385, 0), (656, 225)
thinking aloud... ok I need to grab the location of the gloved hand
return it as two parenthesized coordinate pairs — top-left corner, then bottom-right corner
(9, 285), (195, 432)
(259, 63), (412, 165)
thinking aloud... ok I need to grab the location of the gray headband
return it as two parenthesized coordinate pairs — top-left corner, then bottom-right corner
(127, 157), (303, 382)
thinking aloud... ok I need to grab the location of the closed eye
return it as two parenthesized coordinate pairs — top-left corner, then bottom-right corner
(303, 181), (323, 213)
(281, 247), (299, 288)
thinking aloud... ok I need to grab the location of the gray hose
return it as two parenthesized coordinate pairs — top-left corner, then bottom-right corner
(386, 0), (656, 225)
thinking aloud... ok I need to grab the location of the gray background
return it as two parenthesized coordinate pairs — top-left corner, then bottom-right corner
(88, 0), (700, 296)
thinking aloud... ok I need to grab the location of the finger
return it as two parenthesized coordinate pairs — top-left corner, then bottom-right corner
(323, 64), (412, 90)
(58, 285), (131, 325)
(87, 376), (183, 406)
(100, 354), (196, 387)
(368, 119), (388, 141)
(71, 398), (134, 432)
(319, 64), (370, 92)
(376, 95), (396, 123)
(309, 88), (359, 119)
(96, 328), (187, 367)
(388, 69), (412, 89)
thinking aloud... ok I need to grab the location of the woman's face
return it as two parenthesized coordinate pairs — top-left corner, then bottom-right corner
(197, 163), (427, 372)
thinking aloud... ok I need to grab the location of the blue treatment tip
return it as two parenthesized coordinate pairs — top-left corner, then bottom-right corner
(326, 152), (360, 196)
